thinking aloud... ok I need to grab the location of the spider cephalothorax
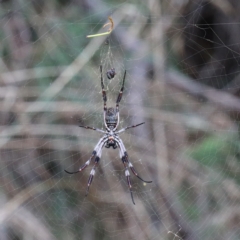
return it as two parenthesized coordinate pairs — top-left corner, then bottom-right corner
(105, 135), (117, 149)
(65, 65), (152, 204)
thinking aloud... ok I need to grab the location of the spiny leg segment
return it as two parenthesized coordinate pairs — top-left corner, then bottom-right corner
(121, 150), (135, 205)
(113, 70), (126, 131)
(124, 152), (152, 183)
(116, 122), (145, 134)
(116, 70), (126, 113)
(100, 65), (110, 131)
(85, 145), (104, 196)
(64, 151), (96, 175)
(115, 138), (152, 204)
(65, 137), (106, 196)
(78, 125), (105, 133)
(64, 136), (106, 174)
(100, 66), (107, 112)
(116, 137), (152, 183)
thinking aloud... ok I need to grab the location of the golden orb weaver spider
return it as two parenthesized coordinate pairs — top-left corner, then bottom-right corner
(65, 66), (152, 204)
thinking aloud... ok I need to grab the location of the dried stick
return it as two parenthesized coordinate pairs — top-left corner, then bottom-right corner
(166, 70), (240, 113)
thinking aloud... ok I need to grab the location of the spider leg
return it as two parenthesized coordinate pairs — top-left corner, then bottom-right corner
(116, 137), (152, 184)
(115, 139), (135, 205)
(116, 70), (126, 112)
(113, 70), (126, 131)
(116, 122), (145, 134)
(64, 151), (96, 174)
(64, 136), (107, 174)
(122, 156), (135, 205)
(85, 156), (100, 196)
(100, 65), (109, 130)
(124, 152), (152, 183)
(85, 141), (105, 196)
(100, 65), (107, 110)
(79, 125), (105, 133)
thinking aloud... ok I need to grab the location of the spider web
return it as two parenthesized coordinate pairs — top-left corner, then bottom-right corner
(0, 1), (240, 240)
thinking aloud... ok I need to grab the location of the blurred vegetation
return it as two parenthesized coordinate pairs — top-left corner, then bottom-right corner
(0, 0), (240, 240)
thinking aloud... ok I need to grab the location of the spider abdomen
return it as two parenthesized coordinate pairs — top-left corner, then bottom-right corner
(106, 107), (118, 129)
(106, 120), (117, 129)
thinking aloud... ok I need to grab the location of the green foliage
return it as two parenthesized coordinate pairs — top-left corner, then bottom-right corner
(190, 136), (228, 167)
(189, 134), (240, 183)
(178, 180), (200, 221)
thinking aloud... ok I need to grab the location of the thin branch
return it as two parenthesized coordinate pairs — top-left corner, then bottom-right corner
(166, 69), (240, 113)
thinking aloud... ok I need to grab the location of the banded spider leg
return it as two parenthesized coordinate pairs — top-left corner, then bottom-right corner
(115, 137), (152, 204)
(65, 136), (107, 195)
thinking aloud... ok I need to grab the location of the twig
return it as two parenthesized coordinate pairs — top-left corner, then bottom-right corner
(166, 69), (240, 113)
(0, 179), (74, 225)
(9, 208), (57, 240)
(86, 16), (114, 38)
(0, 66), (66, 84)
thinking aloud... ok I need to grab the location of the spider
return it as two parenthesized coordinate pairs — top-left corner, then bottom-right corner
(65, 65), (152, 204)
